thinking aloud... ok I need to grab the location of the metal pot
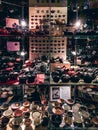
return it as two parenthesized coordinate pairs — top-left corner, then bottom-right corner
(70, 74), (80, 83)
(9, 72), (18, 81)
(52, 75), (60, 82)
(19, 75), (27, 84)
(27, 74), (36, 83)
(51, 114), (62, 127)
(61, 74), (70, 83)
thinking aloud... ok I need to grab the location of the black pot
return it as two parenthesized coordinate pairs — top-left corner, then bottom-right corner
(51, 114), (62, 127)
(9, 72), (18, 80)
(74, 122), (83, 127)
(51, 71), (60, 78)
(24, 112), (30, 119)
(0, 110), (2, 117)
(52, 75), (60, 83)
(19, 75), (27, 84)
(27, 74), (36, 83)
(84, 118), (93, 127)
(55, 68), (64, 77)
(0, 117), (9, 128)
(70, 75), (79, 83)
(0, 75), (8, 83)
(83, 73), (93, 83)
(61, 74), (70, 83)
(77, 71), (84, 79)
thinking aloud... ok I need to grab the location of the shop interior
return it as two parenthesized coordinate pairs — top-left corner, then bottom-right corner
(0, 0), (98, 130)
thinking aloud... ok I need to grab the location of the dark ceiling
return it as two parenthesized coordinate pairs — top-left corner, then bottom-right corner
(0, 0), (98, 27)
(0, 0), (28, 26)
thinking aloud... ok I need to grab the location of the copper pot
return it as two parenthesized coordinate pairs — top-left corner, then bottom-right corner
(41, 99), (48, 105)
(22, 107), (29, 114)
(92, 117), (98, 126)
(14, 110), (23, 117)
(52, 107), (64, 115)
(23, 101), (30, 108)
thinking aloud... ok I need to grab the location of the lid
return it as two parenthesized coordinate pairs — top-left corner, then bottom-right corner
(33, 112), (41, 119)
(73, 112), (83, 123)
(3, 110), (13, 117)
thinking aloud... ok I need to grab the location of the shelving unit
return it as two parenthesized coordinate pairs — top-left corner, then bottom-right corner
(0, 0), (98, 130)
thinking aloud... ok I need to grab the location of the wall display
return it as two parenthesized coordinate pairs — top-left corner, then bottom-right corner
(29, 7), (67, 29)
(7, 41), (20, 51)
(50, 86), (71, 101)
(29, 37), (67, 60)
(6, 18), (19, 28)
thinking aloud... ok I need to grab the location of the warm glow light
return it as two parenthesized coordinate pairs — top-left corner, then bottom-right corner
(21, 19), (26, 27)
(75, 20), (81, 28)
(71, 51), (76, 56)
(84, 24), (87, 28)
(20, 51), (25, 56)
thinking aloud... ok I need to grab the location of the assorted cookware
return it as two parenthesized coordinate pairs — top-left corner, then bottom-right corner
(49, 98), (98, 129)
(51, 67), (98, 83)
(0, 96), (98, 129)
(0, 101), (49, 129)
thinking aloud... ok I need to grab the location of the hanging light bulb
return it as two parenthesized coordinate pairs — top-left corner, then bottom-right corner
(20, 19), (26, 27)
(75, 20), (81, 29)
(20, 50), (26, 56)
(71, 51), (76, 56)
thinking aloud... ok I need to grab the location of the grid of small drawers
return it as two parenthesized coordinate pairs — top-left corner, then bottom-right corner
(30, 37), (66, 54)
(29, 7), (67, 28)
